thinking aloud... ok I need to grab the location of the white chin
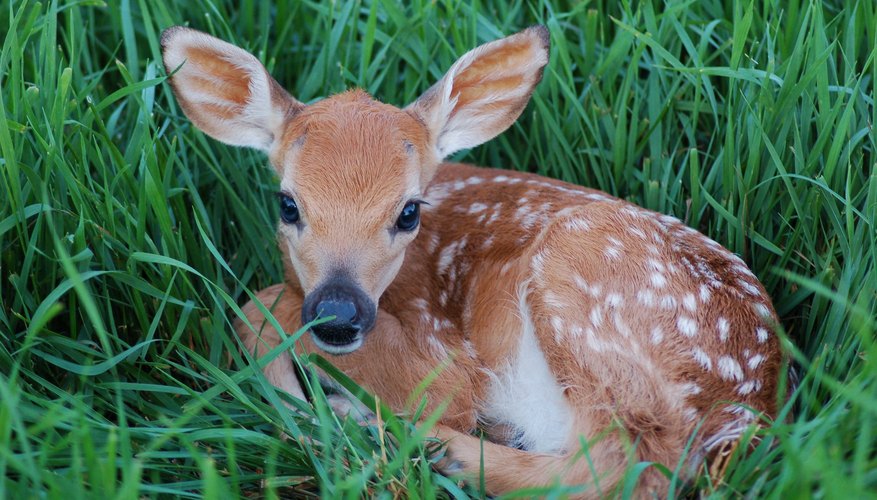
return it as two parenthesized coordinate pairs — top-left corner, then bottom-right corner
(311, 334), (363, 355)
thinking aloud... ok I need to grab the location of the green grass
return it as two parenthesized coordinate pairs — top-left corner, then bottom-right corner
(1, 0), (875, 497)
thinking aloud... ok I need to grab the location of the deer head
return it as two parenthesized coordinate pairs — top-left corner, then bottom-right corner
(161, 25), (549, 354)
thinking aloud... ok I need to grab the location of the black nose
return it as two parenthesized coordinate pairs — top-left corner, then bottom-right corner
(311, 298), (360, 340)
(317, 298), (358, 325)
(302, 276), (376, 351)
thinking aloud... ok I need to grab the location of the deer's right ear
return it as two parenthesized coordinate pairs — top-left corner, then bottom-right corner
(161, 26), (303, 152)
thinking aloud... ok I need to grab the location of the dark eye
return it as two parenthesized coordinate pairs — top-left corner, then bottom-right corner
(278, 194), (300, 224)
(395, 201), (420, 232)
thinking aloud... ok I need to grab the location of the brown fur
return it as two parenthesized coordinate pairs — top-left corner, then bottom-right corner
(162, 25), (782, 498)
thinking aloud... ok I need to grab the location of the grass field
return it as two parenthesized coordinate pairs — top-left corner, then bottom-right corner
(1, 0), (875, 497)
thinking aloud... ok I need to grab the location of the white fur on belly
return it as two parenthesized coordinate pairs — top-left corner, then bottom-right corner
(480, 282), (573, 453)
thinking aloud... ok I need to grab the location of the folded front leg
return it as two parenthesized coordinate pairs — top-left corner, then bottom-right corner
(236, 284), (307, 403)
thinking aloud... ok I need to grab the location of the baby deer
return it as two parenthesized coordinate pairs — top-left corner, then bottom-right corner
(162, 25), (782, 497)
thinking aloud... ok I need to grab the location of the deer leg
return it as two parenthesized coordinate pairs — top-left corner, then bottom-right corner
(432, 424), (628, 500)
(235, 284), (307, 403)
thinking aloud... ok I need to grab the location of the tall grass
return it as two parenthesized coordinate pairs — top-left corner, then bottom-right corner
(1, 0), (874, 497)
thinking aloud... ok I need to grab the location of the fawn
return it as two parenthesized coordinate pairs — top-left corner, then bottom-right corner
(161, 25), (782, 497)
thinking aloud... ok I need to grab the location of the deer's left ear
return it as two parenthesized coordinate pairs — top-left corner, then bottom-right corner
(406, 26), (550, 162)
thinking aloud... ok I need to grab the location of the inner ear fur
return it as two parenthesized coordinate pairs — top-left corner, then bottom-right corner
(161, 26), (303, 152)
(406, 25), (550, 162)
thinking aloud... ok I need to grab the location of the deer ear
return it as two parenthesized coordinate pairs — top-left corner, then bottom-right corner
(406, 26), (549, 161)
(161, 26), (303, 152)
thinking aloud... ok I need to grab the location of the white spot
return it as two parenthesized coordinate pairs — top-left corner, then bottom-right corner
(612, 312), (631, 337)
(637, 289), (656, 307)
(437, 239), (464, 276)
(520, 211), (541, 229)
(696, 260), (723, 287)
(585, 327), (607, 352)
(554, 206), (579, 218)
(659, 214), (680, 226)
(646, 258), (666, 273)
(683, 407), (700, 422)
(550, 316), (565, 335)
(427, 233), (441, 254)
(542, 291), (566, 310)
(737, 279), (762, 297)
(563, 218), (591, 232)
(466, 176), (484, 185)
(467, 203), (488, 214)
(500, 261), (514, 275)
(574, 276), (602, 298)
(629, 226), (646, 239)
(462, 340), (477, 359)
(699, 284), (712, 302)
(756, 327), (769, 343)
(650, 326), (664, 344)
(732, 262), (754, 277)
(448, 266), (458, 287)
(717, 356), (744, 382)
(420, 311), (434, 325)
(494, 175), (509, 183)
(724, 405), (749, 416)
(427, 334), (449, 358)
(682, 293), (697, 312)
(650, 272), (668, 288)
(607, 236), (623, 247)
(605, 246), (622, 260)
(531, 251), (547, 275)
(606, 293), (623, 308)
(736, 380), (756, 395)
(514, 204), (531, 221)
(680, 382), (703, 396)
(691, 348), (712, 371)
(677, 316), (698, 337)
(747, 354), (765, 371)
(453, 180), (466, 190)
(647, 244), (660, 255)
(424, 184), (451, 206)
(589, 306), (604, 328)
(718, 317), (730, 342)
(413, 298), (429, 312)
(481, 235), (495, 250)
(621, 206), (644, 218)
(585, 193), (611, 202)
(754, 303), (771, 318)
